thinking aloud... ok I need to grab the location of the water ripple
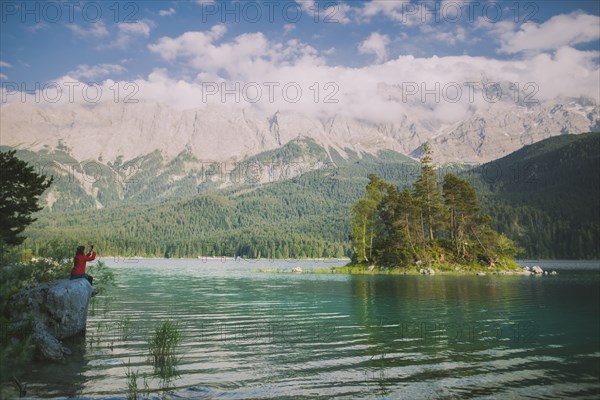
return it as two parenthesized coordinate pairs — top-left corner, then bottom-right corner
(15, 259), (600, 399)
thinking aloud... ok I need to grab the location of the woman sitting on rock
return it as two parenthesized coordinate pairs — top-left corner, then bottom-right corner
(70, 245), (96, 285)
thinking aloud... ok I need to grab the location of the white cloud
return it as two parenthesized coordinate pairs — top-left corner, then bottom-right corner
(159, 8), (176, 16)
(283, 24), (296, 35)
(424, 25), (467, 46)
(294, 0), (355, 24)
(18, 23), (598, 128)
(67, 64), (126, 80)
(360, 1), (402, 19)
(356, 1), (421, 25)
(148, 25), (227, 62)
(104, 20), (153, 50)
(67, 21), (109, 38)
(358, 32), (390, 63)
(0, 61), (12, 68)
(337, 3), (355, 24)
(0, 73), (7, 80)
(119, 20), (152, 36)
(495, 12), (600, 54)
(295, 0), (317, 15)
(149, 25), (326, 78)
(28, 22), (49, 32)
(474, 18), (513, 32)
(140, 40), (599, 124)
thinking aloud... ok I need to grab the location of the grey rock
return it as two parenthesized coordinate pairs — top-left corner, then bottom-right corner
(32, 328), (72, 362)
(520, 270), (532, 275)
(9, 279), (93, 362)
(531, 265), (544, 274)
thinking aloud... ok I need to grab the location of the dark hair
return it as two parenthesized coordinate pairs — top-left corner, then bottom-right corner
(76, 246), (85, 255)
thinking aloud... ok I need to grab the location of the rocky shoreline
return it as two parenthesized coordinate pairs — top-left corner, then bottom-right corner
(255, 265), (558, 276)
(275, 264), (561, 276)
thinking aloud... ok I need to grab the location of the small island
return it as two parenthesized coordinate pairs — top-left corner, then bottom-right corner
(343, 144), (522, 275)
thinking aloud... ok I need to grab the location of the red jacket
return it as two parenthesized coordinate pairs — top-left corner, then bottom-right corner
(71, 252), (96, 275)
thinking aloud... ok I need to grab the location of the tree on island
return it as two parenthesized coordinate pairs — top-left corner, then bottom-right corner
(0, 150), (53, 252)
(350, 144), (521, 270)
(414, 143), (446, 242)
(350, 174), (391, 263)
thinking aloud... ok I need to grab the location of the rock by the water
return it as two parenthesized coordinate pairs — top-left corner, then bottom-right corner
(520, 270), (532, 275)
(9, 279), (93, 362)
(551, 271), (558, 275)
(32, 329), (72, 361)
(367, 265), (375, 271)
(291, 267), (303, 273)
(477, 272), (486, 276)
(420, 267), (435, 275)
(531, 265), (544, 274)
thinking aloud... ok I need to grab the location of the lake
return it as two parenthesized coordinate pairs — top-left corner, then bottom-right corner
(21, 259), (600, 399)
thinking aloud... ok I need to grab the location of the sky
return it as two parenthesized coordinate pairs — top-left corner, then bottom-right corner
(1, 0), (599, 123)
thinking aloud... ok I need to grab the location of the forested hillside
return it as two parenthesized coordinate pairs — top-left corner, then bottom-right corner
(23, 143), (418, 259)
(16, 133), (600, 260)
(471, 132), (600, 259)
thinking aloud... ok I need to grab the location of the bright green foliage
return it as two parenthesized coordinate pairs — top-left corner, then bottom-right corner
(351, 175), (393, 263)
(87, 261), (115, 295)
(124, 360), (151, 400)
(372, 187), (418, 266)
(148, 320), (182, 378)
(351, 146), (521, 268)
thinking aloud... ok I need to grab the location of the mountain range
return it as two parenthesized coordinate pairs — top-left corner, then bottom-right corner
(2, 95), (598, 165)
(1, 98), (598, 259)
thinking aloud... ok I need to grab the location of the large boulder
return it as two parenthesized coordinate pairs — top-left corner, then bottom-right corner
(9, 279), (94, 361)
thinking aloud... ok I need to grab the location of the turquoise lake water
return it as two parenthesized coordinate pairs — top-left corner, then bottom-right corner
(21, 259), (600, 399)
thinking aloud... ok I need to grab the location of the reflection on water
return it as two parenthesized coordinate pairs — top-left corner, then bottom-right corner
(17, 259), (600, 399)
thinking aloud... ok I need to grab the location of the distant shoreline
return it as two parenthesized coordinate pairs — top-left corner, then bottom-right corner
(98, 257), (599, 262)
(97, 258), (599, 276)
(98, 256), (352, 263)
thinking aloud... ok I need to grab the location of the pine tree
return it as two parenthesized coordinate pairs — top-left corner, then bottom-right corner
(396, 188), (419, 255)
(351, 175), (391, 263)
(413, 144), (445, 242)
(0, 150), (53, 250)
(443, 173), (479, 258)
(374, 186), (418, 266)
